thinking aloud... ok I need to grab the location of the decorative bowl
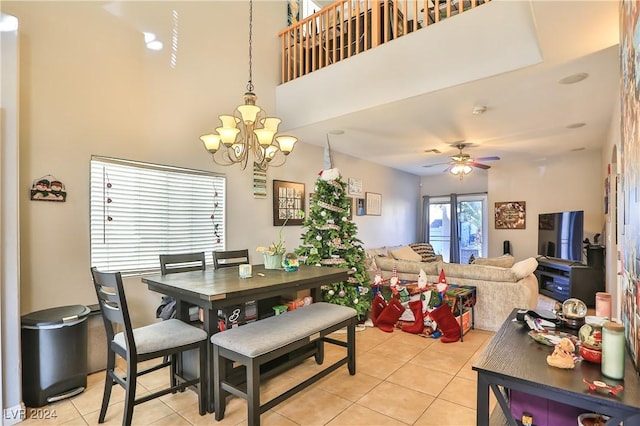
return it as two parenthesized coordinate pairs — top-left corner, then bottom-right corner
(579, 344), (602, 363)
(577, 413), (610, 426)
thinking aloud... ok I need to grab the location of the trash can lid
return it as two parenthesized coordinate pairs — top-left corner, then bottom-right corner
(22, 305), (91, 327)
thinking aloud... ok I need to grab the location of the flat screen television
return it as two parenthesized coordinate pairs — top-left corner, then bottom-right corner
(537, 210), (584, 263)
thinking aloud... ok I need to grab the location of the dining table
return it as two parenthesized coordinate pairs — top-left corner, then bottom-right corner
(141, 264), (349, 413)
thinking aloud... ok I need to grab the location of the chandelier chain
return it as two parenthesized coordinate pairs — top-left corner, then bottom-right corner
(247, 0), (254, 93)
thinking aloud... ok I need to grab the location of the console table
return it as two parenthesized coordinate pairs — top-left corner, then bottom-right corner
(473, 309), (640, 425)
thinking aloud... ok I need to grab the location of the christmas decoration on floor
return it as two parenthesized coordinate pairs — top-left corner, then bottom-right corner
(370, 268), (470, 342)
(295, 135), (371, 319)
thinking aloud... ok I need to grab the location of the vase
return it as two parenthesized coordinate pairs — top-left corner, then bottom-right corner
(263, 253), (283, 269)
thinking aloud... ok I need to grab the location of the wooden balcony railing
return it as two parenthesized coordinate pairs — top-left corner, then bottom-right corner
(279, 0), (490, 83)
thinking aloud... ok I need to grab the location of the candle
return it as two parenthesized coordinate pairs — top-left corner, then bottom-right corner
(595, 292), (612, 319)
(601, 321), (625, 380)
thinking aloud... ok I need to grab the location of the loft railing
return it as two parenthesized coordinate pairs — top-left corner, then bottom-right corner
(278, 0), (490, 83)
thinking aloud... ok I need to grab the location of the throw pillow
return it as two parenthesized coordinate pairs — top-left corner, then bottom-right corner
(390, 245), (422, 262)
(511, 257), (539, 280)
(409, 243), (437, 262)
(472, 254), (515, 268)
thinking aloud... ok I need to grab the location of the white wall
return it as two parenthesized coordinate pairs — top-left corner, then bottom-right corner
(488, 150), (604, 260)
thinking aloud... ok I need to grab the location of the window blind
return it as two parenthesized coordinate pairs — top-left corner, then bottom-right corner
(90, 156), (225, 274)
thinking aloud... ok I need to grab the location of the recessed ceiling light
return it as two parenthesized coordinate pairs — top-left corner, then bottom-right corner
(472, 105), (487, 115)
(558, 73), (589, 85)
(566, 123), (586, 129)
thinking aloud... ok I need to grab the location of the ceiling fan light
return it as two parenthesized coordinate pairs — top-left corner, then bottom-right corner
(462, 164), (473, 174)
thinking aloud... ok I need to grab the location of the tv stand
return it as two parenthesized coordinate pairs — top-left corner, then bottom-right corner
(535, 257), (604, 307)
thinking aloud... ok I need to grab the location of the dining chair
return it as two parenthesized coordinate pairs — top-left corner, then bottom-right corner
(90, 267), (207, 426)
(212, 249), (250, 269)
(157, 252), (206, 373)
(159, 251), (206, 275)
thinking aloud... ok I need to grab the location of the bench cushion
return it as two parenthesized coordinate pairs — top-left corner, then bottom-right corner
(211, 302), (356, 358)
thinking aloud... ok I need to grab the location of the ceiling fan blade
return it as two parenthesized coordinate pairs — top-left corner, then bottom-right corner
(470, 162), (491, 170)
(475, 156), (500, 162)
(423, 161), (451, 168)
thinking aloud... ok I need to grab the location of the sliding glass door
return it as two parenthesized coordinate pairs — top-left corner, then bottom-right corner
(424, 194), (488, 263)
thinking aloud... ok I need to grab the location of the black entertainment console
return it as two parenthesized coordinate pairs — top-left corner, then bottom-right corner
(535, 255), (605, 307)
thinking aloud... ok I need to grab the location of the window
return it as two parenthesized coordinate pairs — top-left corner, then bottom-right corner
(90, 156), (225, 274)
(424, 193), (488, 263)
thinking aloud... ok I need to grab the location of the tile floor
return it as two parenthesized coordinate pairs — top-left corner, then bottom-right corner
(21, 324), (499, 426)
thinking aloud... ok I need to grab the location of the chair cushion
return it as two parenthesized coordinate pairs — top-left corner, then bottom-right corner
(113, 318), (207, 354)
(211, 302), (356, 358)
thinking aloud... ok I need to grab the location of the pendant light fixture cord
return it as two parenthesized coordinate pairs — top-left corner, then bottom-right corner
(247, 0), (254, 93)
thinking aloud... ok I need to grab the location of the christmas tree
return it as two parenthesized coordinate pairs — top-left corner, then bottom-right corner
(296, 167), (371, 319)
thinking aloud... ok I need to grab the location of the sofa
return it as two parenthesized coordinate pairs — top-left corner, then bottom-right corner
(365, 245), (539, 331)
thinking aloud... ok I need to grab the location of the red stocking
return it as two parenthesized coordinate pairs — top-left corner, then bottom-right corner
(376, 298), (404, 332)
(370, 293), (387, 326)
(401, 300), (424, 334)
(429, 303), (461, 343)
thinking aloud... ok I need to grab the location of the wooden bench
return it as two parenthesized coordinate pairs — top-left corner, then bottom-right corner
(211, 302), (357, 426)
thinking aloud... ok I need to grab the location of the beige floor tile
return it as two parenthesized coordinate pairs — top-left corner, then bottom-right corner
(414, 398), (476, 425)
(256, 410), (299, 426)
(386, 363), (454, 397)
(272, 387), (351, 425)
(325, 403), (407, 426)
(355, 351), (404, 380)
(70, 376), (126, 416)
(438, 376), (477, 410)
(157, 386), (200, 413)
(83, 398), (174, 425)
(148, 413), (192, 425)
(357, 381), (434, 425)
(368, 335), (425, 362)
(410, 346), (471, 375)
(179, 398), (241, 425)
(316, 370), (382, 402)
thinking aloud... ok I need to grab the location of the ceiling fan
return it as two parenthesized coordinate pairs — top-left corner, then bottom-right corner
(423, 143), (500, 178)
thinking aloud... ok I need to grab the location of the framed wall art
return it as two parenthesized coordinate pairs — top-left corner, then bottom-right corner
(365, 192), (382, 216)
(356, 198), (366, 216)
(347, 178), (363, 196)
(495, 201), (526, 229)
(273, 180), (305, 226)
(30, 174), (67, 202)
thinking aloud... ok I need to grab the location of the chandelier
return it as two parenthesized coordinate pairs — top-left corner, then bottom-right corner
(199, 0), (297, 170)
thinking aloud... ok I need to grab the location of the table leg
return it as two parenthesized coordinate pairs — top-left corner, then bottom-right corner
(476, 373), (490, 426)
(201, 307), (216, 413)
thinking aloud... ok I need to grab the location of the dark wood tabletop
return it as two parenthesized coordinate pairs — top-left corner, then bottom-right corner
(473, 309), (640, 425)
(142, 264), (348, 309)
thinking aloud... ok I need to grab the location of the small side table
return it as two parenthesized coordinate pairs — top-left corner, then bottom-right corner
(445, 284), (476, 341)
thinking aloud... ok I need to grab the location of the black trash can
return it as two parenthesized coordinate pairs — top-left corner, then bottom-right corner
(21, 305), (91, 407)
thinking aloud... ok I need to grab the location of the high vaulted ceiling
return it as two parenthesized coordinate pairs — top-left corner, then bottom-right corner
(277, 0), (621, 176)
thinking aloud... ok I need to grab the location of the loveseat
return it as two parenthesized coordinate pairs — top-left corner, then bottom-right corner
(365, 245), (539, 331)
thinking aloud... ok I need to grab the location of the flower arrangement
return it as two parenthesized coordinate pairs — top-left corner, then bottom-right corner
(256, 211), (304, 256)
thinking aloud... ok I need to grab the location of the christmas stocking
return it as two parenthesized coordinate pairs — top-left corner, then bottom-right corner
(401, 300), (424, 334)
(429, 303), (461, 343)
(370, 293), (387, 326)
(376, 298), (404, 332)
